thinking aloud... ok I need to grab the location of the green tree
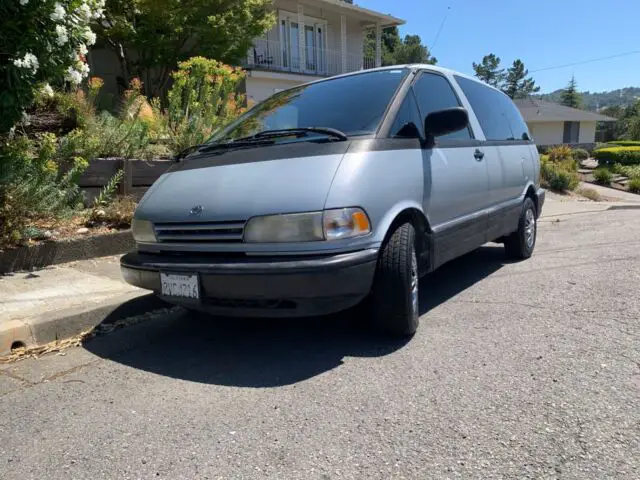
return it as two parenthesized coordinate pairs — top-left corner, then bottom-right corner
(94, 0), (275, 96)
(502, 59), (540, 99)
(364, 30), (436, 66)
(560, 75), (583, 108)
(394, 34), (437, 65)
(472, 54), (505, 88)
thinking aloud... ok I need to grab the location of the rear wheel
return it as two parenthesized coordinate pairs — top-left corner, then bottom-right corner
(504, 197), (537, 259)
(370, 222), (419, 337)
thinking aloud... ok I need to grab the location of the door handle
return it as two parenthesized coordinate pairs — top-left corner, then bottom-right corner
(474, 148), (485, 161)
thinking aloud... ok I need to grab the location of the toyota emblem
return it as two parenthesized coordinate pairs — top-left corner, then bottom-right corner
(189, 205), (203, 216)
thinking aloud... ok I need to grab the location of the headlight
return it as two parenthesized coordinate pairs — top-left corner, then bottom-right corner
(131, 218), (156, 243)
(244, 208), (370, 243)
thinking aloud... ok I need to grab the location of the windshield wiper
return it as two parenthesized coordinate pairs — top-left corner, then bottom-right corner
(233, 127), (348, 142)
(174, 139), (276, 161)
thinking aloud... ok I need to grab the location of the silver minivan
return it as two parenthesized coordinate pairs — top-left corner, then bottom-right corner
(121, 65), (545, 337)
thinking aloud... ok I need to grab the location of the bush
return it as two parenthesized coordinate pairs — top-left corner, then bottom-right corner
(0, 134), (88, 248)
(593, 168), (613, 185)
(607, 141), (640, 147)
(547, 145), (574, 162)
(158, 57), (247, 155)
(576, 187), (601, 201)
(572, 148), (589, 160)
(540, 155), (579, 191)
(628, 178), (640, 193)
(593, 147), (640, 165)
(1, 0), (105, 134)
(88, 195), (136, 228)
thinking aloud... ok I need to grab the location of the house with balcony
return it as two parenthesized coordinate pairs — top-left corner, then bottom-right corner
(241, 0), (405, 105)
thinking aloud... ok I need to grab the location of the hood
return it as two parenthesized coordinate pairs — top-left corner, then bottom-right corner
(136, 141), (350, 223)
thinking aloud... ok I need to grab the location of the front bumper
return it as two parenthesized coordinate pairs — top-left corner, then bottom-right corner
(120, 249), (378, 317)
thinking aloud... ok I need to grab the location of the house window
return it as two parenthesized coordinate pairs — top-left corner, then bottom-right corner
(278, 11), (327, 74)
(563, 121), (580, 143)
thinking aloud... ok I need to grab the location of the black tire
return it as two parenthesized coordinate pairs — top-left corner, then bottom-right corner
(370, 222), (419, 337)
(504, 197), (537, 259)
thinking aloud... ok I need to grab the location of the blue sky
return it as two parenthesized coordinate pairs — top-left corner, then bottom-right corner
(359, 0), (640, 93)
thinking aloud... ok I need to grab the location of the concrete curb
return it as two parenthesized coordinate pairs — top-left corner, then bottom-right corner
(0, 292), (169, 357)
(0, 230), (134, 274)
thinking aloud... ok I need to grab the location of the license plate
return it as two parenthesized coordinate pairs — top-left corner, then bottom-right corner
(160, 273), (200, 299)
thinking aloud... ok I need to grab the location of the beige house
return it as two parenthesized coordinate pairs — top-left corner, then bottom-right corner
(515, 99), (616, 146)
(241, 0), (404, 105)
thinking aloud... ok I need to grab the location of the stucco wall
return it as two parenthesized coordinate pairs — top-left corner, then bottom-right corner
(245, 75), (306, 105)
(528, 122), (564, 145)
(528, 121), (599, 146)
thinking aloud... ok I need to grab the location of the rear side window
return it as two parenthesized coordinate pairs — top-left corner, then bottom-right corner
(412, 72), (472, 140)
(454, 75), (531, 141)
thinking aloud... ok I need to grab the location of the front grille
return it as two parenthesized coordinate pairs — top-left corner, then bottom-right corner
(154, 221), (245, 243)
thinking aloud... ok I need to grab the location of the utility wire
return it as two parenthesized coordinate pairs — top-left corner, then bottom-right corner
(530, 50), (640, 73)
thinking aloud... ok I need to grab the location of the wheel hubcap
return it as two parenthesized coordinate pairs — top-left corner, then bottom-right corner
(525, 208), (536, 249)
(410, 251), (418, 314)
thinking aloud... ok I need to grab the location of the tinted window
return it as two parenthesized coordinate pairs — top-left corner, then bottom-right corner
(412, 72), (472, 140)
(390, 91), (423, 138)
(455, 75), (531, 141)
(211, 69), (409, 141)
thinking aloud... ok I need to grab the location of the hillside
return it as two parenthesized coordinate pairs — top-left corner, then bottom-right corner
(537, 87), (640, 111)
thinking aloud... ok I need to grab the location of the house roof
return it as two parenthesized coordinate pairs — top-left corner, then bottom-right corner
(514, 98), (617, 123)
(309, 0), (405, 27)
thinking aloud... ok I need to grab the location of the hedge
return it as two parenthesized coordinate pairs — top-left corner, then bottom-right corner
(606, 141), (640, 147)
(593, 146), (640, 165)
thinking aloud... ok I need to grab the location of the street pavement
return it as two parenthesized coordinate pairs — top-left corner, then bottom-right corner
(1, 205), (639, 479)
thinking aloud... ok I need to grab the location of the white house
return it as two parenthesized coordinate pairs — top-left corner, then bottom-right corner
(240, 0), (405, 105)
(514, 99), (616, 146)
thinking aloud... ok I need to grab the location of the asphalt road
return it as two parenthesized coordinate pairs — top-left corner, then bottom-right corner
(1, 207), (639, 480)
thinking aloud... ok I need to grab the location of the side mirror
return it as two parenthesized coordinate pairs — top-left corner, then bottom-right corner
(424, 107), (469, 138)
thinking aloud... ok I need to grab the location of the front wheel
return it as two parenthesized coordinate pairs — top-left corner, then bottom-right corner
(504, 197), (537, 259)
(370, 222), (419, 337)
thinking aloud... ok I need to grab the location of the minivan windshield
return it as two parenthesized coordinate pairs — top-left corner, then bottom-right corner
(210, 68), (409, 143)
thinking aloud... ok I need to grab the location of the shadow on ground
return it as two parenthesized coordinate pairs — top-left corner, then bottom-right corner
(83, 245), (507, 387)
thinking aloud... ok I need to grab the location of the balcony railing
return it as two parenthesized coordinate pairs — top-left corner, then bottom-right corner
(243, 38), (376, 77)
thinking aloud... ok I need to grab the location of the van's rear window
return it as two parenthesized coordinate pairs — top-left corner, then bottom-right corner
(212, 69), (409, 141)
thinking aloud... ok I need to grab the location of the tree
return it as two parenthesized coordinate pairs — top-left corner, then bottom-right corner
(502, 59), (540, 99)
(364, 29), (436, 66)
(94, 0), (275, 97)
(1, 0), (105, 134)
(560, 75), (583, 108)
(472, 54), (505, 88)
(394, 35), (437, 65)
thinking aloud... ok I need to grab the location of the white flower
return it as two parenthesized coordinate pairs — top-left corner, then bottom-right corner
(78, 43), (88, 56)
(41, 84), (55, 98)
(82, 27), (97, 46)
(92, 8), (104, 19)
(21, 111), (31, 126)
(19, 0), (29, 5)
(13, 52), (39, 75)
(50, 2), (66, 21)
(65, 67), (83, 85)
(77, 61), (90, 78)
(76, 3), (92, 22)
(55, 24), (68, 45)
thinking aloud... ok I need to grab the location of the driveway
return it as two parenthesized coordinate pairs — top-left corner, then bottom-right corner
(1, 206), (639, 479)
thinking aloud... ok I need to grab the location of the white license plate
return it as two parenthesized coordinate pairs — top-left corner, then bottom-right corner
(160, 273), (200, 299)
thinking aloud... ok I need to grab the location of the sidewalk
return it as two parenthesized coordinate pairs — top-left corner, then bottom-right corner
(0, 256), (167, 356)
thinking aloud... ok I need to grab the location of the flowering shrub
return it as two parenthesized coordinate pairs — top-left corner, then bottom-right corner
(0, 0), (105, 134)
(158, 57), (247, 154)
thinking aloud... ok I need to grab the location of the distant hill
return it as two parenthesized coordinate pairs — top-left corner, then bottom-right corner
(537, 87), (640, 111)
